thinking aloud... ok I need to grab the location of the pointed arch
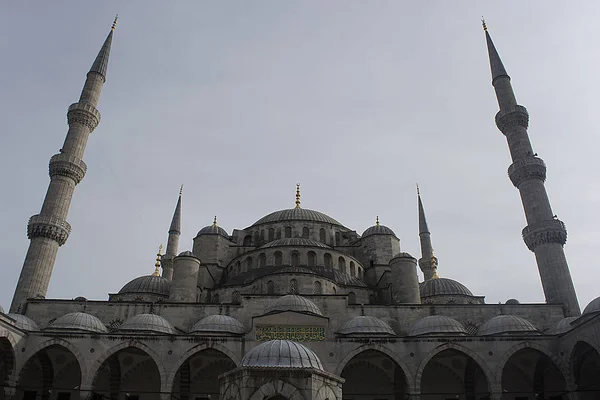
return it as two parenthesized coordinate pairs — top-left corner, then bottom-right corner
(0, 337), (15, 392)
(17, 338), (87, 383)
(248, 380), (304, 400)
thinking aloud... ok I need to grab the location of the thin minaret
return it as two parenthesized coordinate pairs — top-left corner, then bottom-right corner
(10, 17), (118, 313)
(483, 20), (580, 316)
(162, 186), (182, 280)
(417, 185), (437, 280)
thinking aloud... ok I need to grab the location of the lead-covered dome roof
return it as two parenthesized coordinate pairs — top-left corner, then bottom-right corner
(420, 278), (473, 297)
(197, 224), (229, 238)
(583, 296), (600, 315)
(409, 316), (467, 336)
(190, 315), (246, 335)
(260, 238), (331, 249)
(252, 208), (343, 227)
(241, 340), (323, 370)
(362, 224), (397, 238)
(119, 314), (177, 334)
(6, 314), (39, 331)
(118, 275), (171, 297)
(478, 315), (538, 336)
(551, 317), (578, 335)
(46, 312), (107, 333)
(265, 295), (323, 316)
(338, 316), (395, 336)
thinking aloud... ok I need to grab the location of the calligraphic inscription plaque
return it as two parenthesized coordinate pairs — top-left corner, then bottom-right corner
(256, 325), (325, 342)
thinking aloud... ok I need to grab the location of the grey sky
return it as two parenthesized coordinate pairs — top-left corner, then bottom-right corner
(1, 2), (598, 311)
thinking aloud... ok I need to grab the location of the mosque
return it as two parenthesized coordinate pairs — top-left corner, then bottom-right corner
(1, 17), (599, 400)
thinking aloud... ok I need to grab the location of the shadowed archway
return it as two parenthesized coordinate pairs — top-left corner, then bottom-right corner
(571, 341), (600, 400)
(0, 338), (15, 400)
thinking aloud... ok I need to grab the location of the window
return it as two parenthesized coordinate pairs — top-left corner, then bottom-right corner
(213, 293), (220, 303)
(313, 281), (323, 294)
(339, 257), (346, 273)
(236, 261), (241, 275)
(291, 251), (299, 266)
(276, 228), (282, 239)
(260, 230), (265, 241)
(319, 228), (326, 243)
(289, 279), (298, 294)
(274, 251), (283, 267)
(268, 228), (275, 241)
(324, 253), (332, 268)
(284, 226), (292, 238)
(302, 226), (309, 238)
(307, 251), (316, 267)
(350, 261), (356, 277)
(232, 291), (241, 304)
(253, 231), (259, 245)
(267, 280), (275, 294)
(259, 253), (266, 268)
(246, 256), (253, 270)
(243, 235), (251, 246)
(348, 292), (356, 305)
(335, 231), (341, 245)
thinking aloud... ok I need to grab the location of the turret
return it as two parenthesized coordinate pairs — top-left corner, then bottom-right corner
(169, 251), (201, 302)
(10, 18), (118, 313)
(417, 186), (437, 280)
(483, 21), (580, 316)
(389, 253), (420, 304)
(162, 186), (182, 280)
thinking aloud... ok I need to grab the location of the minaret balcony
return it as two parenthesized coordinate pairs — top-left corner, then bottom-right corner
(522, 219), (567, 251)
(495, 105), (529, 133)
(67, 102), (101, 131)
(508, 156), (546, 187)
(49, 153), (87, 184)
(27, 214), (71, 246)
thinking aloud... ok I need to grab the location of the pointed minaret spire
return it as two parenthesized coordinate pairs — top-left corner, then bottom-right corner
(417, 185), (436, 281)
(295, 184), (301, 209)
(162, 187), (182, 280)
(484, 23), (580, 316)
(10, 20), (117, 313)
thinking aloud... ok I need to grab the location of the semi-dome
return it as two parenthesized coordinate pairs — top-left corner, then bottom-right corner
(6, 314), (39, 331)
(197, 224), (229, 238)
(252, 208), (343, 227)
(45, 312), (107, 333)
(409, 316), (467, 336)
(119, 314), (177, 334)
(190, 315), (246, 335)
(265, 295), (323, 316)
(362, 223), (397, 238)
(260, 238), (331, 249)
(338, 316), (395, 336)
(551, 317), (578, 335)
(118, 275), (171, 297)
(479, 315), (538, 336)
(420, 278), (473, 297)
(583, 296), (600, 315)
(241, 340), (323, 370)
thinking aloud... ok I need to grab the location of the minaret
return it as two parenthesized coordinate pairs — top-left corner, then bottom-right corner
(10, 18), (118, 313)
(483, 21), (580, 316)
(162, 186), (182, 280)
(417, 185), (437, 280)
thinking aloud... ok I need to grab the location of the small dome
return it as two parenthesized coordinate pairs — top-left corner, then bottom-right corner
(362, 224), (397, 238)
(261, 238), (331, 249)
(6, 314), (39, 331)
(551, 317), (578, 335)
(74, 296), (87, 301)
(46, 312), (107, 333)
(479, 315), (538, 336)
(265, 295), (322, 316)
(409, 316), (467, 336)
(251, 208), (343, 227)
(338, 316), (395, 336)
(190, 315), (246, 335)
(583, 296), (600, 315)
(119, 314), (177, 334)
(118, 275), (171, 296)
(178, 251), (195, 257)
(420, 278), (473, 297)
(197, 225), (229, 238)
(241, 340), (323, 370)
(505, 298), (520, 305)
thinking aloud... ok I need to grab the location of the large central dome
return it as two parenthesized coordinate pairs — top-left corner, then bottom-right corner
(251, 208), (343, 227)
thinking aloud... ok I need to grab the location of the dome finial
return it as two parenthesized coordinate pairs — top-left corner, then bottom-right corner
(416, 183), (420, 196)
(376, 216), (380, 226)
(213, 216), (218, 226)
(295, 184), (301, 209)
(481, 17), (487, 31)
(112, 14), (119, 31)
(152, 245), (163, 276)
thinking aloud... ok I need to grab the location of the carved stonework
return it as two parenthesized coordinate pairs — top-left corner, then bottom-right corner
(495, 105), (529, 133)
(256, 325), (325, 342)
(522, 219), (567, 251)
(49, 153), (87, 184)
(508, 156), (546, 187)
(67, 102), (101, 131)
(27, 214), (71, 246)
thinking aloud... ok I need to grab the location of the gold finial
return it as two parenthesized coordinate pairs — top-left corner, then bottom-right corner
(481, 17), (487, 32)
(213, 216), (218, 226)
(152, 245), (163, 276)
(416, 183), (420, 196)
(179, 184), (183, 196)
(112, 14), (119, 31)
(376, 216), (380, 226)
(295, 184), (301, 209)
(430, 249), (439, 279)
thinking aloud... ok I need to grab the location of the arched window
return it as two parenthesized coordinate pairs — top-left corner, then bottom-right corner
(289, 279), (298, 294)
(274, 251), (283, 267)
(302, 227), (309, 238)
(335, 231), (341, 245)
(307, 251), (316, 267)
(268, 228), (275, 241)
(284, 226), (292, 238)
(243, 235), (251, 246)
(313, 281), (323, 294)
(319, 228), (326, 243)
(276, 228), (282, 239)
(324, 253), (332, 268)
(348, 292), (356, 305)
(259, 253), (266, 268)
(246, 256), (253, 270)
(267, 280), (275, 294)
(291, 251), (299, 267)
(231, 291), (241, 304)
(350, 261), (356, 277)
(253, 231), (259, 245)
(339, 257), (346, 273)
(213, 293), (220, 304)
(260, 230), (265, 241)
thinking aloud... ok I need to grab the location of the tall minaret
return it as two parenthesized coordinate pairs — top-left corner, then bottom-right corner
(162, 186), (182, 280)
(483, 21), (580, 316)
(10, 18), (118, 313)
(417, 185), (437, 280)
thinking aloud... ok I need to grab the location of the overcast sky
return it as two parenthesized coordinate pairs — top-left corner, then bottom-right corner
(1, 2), (599, 312)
